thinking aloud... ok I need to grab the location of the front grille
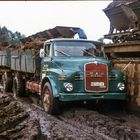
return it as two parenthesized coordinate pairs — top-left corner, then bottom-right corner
(84, 62), (108, 92)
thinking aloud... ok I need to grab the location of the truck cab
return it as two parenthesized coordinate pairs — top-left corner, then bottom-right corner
(40, 38), (127, 114)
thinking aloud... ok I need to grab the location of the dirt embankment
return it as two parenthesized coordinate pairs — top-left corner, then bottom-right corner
(0, 94), (43, 140)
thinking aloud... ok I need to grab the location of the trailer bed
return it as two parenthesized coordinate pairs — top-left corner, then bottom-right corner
(11, 49), (41, 74)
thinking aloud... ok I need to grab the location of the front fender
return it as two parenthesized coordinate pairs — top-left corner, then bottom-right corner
(41, 76), (59, 98)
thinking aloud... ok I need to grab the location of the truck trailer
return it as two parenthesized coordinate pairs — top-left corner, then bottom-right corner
(0, 38), (127, 114)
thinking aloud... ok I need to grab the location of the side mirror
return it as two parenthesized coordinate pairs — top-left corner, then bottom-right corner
(39, 49), (45, 58)
(101, 46), (108, 59)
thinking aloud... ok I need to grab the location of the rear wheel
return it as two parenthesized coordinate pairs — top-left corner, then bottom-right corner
(42, 82), (61, 115)
(2, 72), (13, 93)
(13, 74), (25, 97)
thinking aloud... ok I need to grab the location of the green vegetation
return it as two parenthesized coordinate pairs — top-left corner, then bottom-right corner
(0, 26), (25, 47)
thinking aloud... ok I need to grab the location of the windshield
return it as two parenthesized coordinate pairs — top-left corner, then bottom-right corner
(54, 41), (97, 57)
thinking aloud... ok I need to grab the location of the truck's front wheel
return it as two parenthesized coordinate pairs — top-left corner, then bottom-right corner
(42, 82), (60, 115)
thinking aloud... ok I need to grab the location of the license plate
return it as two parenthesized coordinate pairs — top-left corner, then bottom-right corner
(91, 82), (104, 87)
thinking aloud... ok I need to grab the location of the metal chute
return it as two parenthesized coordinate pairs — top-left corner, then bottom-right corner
(21, 26), (87, 44)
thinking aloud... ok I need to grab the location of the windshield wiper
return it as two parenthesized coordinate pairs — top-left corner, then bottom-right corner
(55, 49), (70, 56)
(82, 49), (96, 57)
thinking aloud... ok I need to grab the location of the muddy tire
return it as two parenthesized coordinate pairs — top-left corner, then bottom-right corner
(13, 75), (25, 97)
(42, 82), (61, 115)
(2, 72), (13, 92)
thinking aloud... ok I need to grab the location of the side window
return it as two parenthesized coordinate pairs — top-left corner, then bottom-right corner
(45, 44), (50, 56)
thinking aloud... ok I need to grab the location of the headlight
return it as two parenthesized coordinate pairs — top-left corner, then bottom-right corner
(64, 83), (73, 92)
(117, 83), (125, 91)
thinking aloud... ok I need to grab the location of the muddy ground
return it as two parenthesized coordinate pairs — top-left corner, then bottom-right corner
(0, 94), (43, 140)
(0, 93), (140, 140)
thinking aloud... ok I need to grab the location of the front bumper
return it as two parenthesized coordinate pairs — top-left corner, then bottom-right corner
(59, 92), (127, 101)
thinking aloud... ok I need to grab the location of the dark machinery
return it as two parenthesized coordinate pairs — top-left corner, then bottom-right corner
(103, 0), (140, 43)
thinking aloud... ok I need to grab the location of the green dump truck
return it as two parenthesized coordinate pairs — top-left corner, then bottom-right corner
(0, 38), (127, 114)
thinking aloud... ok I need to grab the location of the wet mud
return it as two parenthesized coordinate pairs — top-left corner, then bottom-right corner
(0, 94), (43, 140)
(20, 98), (140, 140)
(0, 94), (140, 140)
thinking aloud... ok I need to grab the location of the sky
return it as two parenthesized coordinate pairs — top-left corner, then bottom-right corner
(0, 1), (112, 41)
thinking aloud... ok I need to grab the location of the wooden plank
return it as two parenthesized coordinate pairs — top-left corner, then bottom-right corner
(112, 58), (140, 64)
(105, 45), (140, 53)
(113, 62), (140, 106)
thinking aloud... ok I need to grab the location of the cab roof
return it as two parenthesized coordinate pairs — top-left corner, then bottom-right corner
(44, 38), (103, 46)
